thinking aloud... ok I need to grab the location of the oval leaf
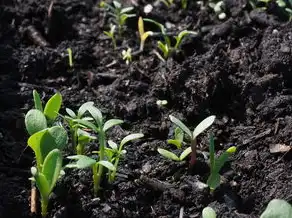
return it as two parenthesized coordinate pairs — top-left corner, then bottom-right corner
(66, 155), (96, 169)
(28, 129), (48, 168)
(193, 115), (216, 139)
(66, 108), (76, 118)
(87, 105), (103, 126)
(42, 149), (63, 192)
(33, 90), (43, 111)
(179, 147), (192, 160)
(157, 148), (180, 161)
(44, 92), (62, 121)
(25, 109), (47, 135)
(121, 133), (144, 147)
(108, 140), (118, 150)
(97, 160), (115, 171)
(48, 126), (68, 150)
(169, 115), (192, 138)
(78, 101), (94, 117)
(202, 207), (217, 218)
(103, 119), (124, 132)
(167, 139), (182, 149)
(260, 199), (292, 218)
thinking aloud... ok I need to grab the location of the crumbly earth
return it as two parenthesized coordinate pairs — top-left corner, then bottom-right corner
(1, 0), (292, 217)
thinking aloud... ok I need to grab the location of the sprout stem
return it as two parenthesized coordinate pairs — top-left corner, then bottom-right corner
(41, 196), (49, 218)
(190, 138), (197, 166)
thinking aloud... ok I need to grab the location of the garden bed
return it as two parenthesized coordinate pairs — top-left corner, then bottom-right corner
(1, 0), (292, 217)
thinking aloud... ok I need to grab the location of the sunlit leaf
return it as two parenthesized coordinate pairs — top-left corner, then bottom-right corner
(260, 199), (292, 218)
(202, 207), (217, 218)
(25, 109), (47, 135)
(44, 92), (62, 122)
(78, 102), (94, 117)
(120, 133), (144, 147)
(33, 90), (43, 112)
(97, 160), (115, 171)
(157, 148), (180, 161)
(169, 115), (192, 138)
(193, 115), (216, 139)
(179, 147), (192, 160)
(103, 119), (123, 132)
(66, 108), (76, 118)
(66, 155), (96, 169)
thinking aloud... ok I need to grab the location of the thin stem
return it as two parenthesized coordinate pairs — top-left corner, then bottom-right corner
(76, 143), (84, 155)
(109, 155), (120, 183)
(92, 163), (98, 196)
(190, 138), (197, 167)
(71, 127), (77, 151)
(41, 196), (49, 218)
(94, 130), (106, 196)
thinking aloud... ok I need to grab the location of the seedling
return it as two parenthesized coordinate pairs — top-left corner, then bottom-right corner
(66, 103), (123, 195)
(202, 206), (216, 218)
(103, 24), (117, 49)
(103, 133), (144, 182)
(168, 115), (215, 166)
(100, 1), (136, 36)
(122, 48), (132, 65)
(25, 90), (62, 132)
(67, 48), (73, 67)
(158, 146), (192, 162)
(208, 1), (226, 20)
(138, 17), (153, 51)
(143, 19), (197, 60)
(63, 102), (96, 154)
(30, 149), (63, 217)
(207, 134), (236, 191)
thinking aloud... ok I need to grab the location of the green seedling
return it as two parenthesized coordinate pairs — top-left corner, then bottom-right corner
(260, 199), (292, 218)
(158, 0), (174, 8)
(100, 1), (136, 36)
(67, 103), (123, 195)
(103, 133), (144, 182)
(67, 48), (73, 67)
(208, 1), (226, 20)
(122, 48), (132, 65)
(25, 90), (62, 133)
(143, 19), (197, 60)
(63, 102), (96, 154)
(207, 134), (236, 191)
(202, 206), (217, 218)
(158, 146), (192, 162)
(30, 149), (63, 217)
(66, 155), (115, 194)
(138, 17), (153, 51)
(103, 24), (117, 49)
(156, 99), (168, 107)
(167, 127), (184, 149)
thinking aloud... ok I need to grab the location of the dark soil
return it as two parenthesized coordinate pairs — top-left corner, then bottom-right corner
(1, 0), (292, 217)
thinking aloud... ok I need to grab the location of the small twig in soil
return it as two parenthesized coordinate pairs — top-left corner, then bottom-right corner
(48, 0), (55, 19)
(274, 118), (280, 135)
(30, 184), (37, 214)
(242, 128), (271, 145)
(26, 25), (50, 47)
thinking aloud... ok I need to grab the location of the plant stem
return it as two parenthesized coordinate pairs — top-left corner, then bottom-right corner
(109, 156), (119, 183)
(94, 130), (106, 196)
(190, 138), (197, 167)
(71, 127), (77, 151)
(76, 143), (84, 155)
(41, 196), (49, 218)
(92, 163), (98, 196)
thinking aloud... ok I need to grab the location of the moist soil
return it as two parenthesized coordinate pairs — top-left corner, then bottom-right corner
(1, 0), (292, 217)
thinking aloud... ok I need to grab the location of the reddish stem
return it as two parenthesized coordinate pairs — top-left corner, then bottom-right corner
(189, 139), (197, 166)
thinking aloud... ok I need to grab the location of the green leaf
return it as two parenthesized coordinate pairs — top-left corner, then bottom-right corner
(167, 139), (182, 149)
(179, 147), (192, 160)
(207, 172), (221, 191)
(120, 133), (144, 147)
(78, 102), (94, 117)
(44, 92), (62, 122)
(66, 155), (96, 169)
(260, 199), (292, 218)
(48, 126), (68, 150)
(193, 115), (216, 139)
(202, 207), (217, 218)
(33, 90), (43, 112)
(73, 119), (98, 132)
(77, 129), (97, 143)
(34, 173), (50, 198)
(42, 149), (63, 192)
(108, 140), (118, 150)
(174, 30), (198, 49)
(113, 0), (121, 8)
(25, 109), (48, 135)
(169, 115), (192, 138)
(120, 7), (134, 14)
(97, 160), (116, 171)
(157, 148), (180, 161)
(87, 105), (103, 127)
(28, 129), (47, 168)
(103, 119), (124, 132)
(175, 127), (184, 142)
(143, 18), (166, 34)
(157, 41), (169, 58)
(213, 149), (233, 174)
(66, 108), (76, 118)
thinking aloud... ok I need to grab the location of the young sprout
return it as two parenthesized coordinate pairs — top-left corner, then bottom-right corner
(208, 1), (226, 20)
(66, 104), (123, 195)
(156, 99), (168, 107)
(158, 0), (174, 7)
(63, 102), (96, 154)
(122, 48), (132, 65)
(138, 17), (153, 51)
(100, 1), (136, 36)
(144, 18), (197, 61)
(104, 133), (144, 182)
(207, 134), (236, 191)
(104, 24), (117, 49)
(167, 127), (184, 149)
(167, 115), (216, 166)
(67, 48), (73, 67)
(202, 206), (217, 218)
(158, 146), (192, 162)
(30, 149), (63, 217)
